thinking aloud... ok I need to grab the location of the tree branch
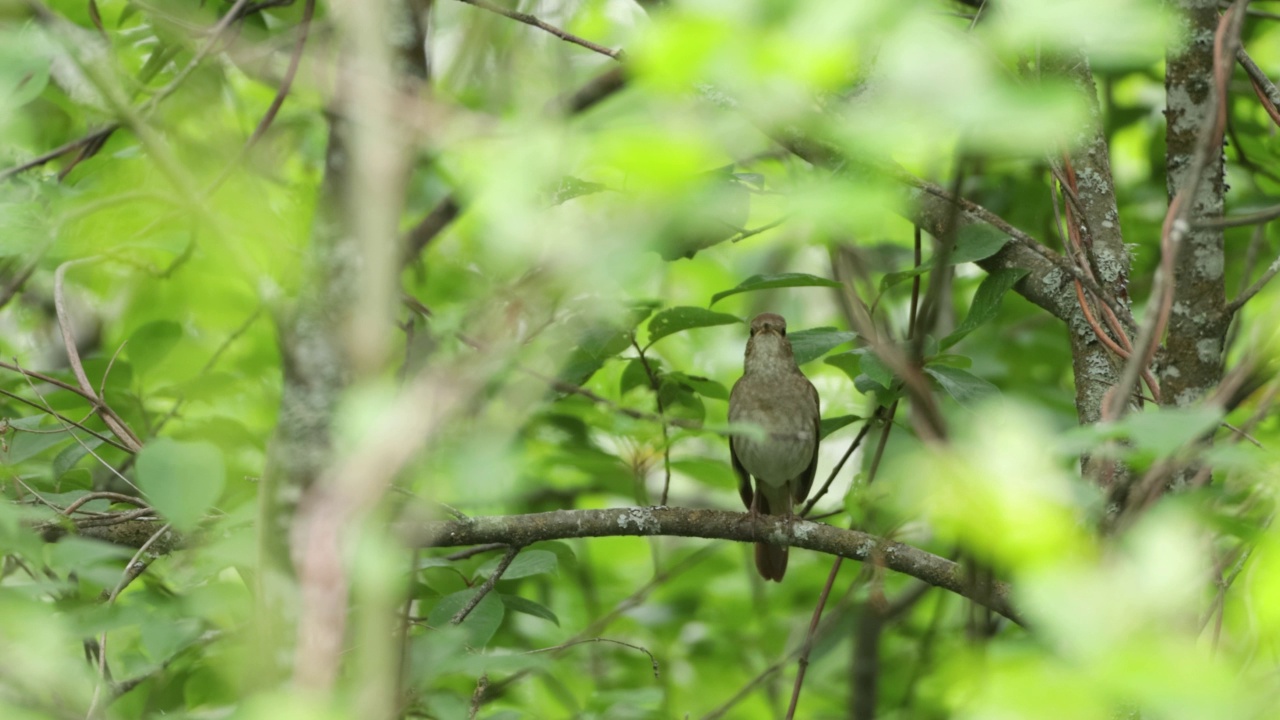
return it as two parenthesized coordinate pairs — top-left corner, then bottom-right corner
(408, 507), (1023, 625)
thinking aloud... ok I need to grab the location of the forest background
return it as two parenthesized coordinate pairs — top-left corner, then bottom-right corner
(2, 0), (1280, 718)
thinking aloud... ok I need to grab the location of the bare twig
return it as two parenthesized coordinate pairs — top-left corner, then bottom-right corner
(630, 338), (672, 505)
(454, 0), (625, 60)
(451, 546), (519, 625)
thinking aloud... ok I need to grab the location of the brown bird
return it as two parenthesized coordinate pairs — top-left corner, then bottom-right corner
(728, 313), (820, 581)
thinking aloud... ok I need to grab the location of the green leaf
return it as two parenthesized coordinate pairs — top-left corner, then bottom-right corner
(136, 438), (225, 532)
(927, 353), (972, 369)
(557, 327), (633, 387)
(126, 320), (183, 376)
(548, 176), (609, 205)
(658, 379), (706, 421)
(789, 327), (857, 365)
(925, 365), (998, 404)
(1122, 406), (1224, 457)
(52, 437), (102, 478)
(1, 417), (73, 464)
(477, 550), (558, 580)
(859, 351), (895, 390)
(500, 593), (560, 626)
(709, 273), (842, 306)
(881, 225), (1012, 291)
(645, 307), (741, 347)
(428, 590), (504, 647)
(820, 414), (861, 440)
(620, 358), (656, 396)
(942, 267), (1030, 349)
(824, 351), (862, 382)
(666, 372), (728, 400)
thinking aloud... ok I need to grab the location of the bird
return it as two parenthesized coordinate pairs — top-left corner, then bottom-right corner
(728, 313), (820, 581)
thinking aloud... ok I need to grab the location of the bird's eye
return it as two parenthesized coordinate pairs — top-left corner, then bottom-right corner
(750, 327), (758, 337)
(780, 327), (786, 337)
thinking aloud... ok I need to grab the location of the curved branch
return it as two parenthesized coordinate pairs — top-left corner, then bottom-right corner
(409, 506), (1023, 625)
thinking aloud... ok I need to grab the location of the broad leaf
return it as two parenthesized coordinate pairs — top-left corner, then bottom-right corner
(820, 414), (862, 440)
(925, 365), (998, 404)
(710, 273), (842, 306)
(645, 307), (741, 347)
(942, 267), (1030, 348)
(789, 327), (857, 365)
(1121, 406), (1224, 457)
(881, 224), (1012, 291)
(477, 549), (558, 580)
(666, 372), (728, 400)
(501, 594), (561, 626)
(136, 438), (225, 532)
(126, 320), (183, 375)
(428, 590), (504, 647)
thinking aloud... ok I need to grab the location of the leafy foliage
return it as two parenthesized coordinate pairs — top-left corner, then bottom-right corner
(0, 1), (1278, 719)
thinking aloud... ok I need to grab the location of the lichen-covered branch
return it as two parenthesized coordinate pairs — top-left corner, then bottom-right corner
(409, 507), (1023, 625)
(1161, 0), (1231, 407)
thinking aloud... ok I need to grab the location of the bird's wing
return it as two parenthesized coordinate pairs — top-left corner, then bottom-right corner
(792, 379), (821, 504)
(731, 438), (753, 509)
(729, 379), (754, 509)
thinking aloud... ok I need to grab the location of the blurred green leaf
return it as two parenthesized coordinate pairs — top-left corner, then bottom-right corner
(136, 438), (225, 532)
(1121, 406), (1224, 457)
(125, 320), (183, 376)
(709, 273), (842, 306)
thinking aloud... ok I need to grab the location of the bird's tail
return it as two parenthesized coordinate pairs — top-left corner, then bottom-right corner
(755, 542), (788, 582)
(754, 482), (791, 582)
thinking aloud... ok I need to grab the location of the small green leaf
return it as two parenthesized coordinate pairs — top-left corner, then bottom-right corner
(925, 365), (998, 404)
(645, 307), (742, 347)
(950, 224), (1012, 264)
(942, 267), (1030, 348)
(428, 590), (504, 646)
(126, 320), (183, 375)
(558, 327), (633, 387)
(789, 327), (857, 365)
(136, 438), (225, 532)
(53, 437), (102, 478)
(881, 224), (1013, 291)
(820, 415), (862, 440)
(500, 594), (561, 626)
(547, 176), (609, 205)
(927, 354), (972, 369)
(478, 550), (558, 580)
(710, 273), (842, 306)
(666, 372), (728, 400)
(620, 358), (656, 396)
(657, 380), (706, 422)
